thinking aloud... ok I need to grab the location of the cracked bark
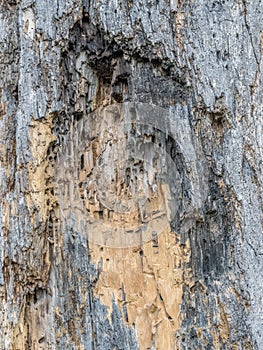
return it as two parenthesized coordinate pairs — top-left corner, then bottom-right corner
(0, 1), (262, 349)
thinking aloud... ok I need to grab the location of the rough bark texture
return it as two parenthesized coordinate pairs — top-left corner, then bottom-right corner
(0, 0), (262, 349)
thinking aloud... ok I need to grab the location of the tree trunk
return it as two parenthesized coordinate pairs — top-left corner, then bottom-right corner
(0, 1), (262, 349)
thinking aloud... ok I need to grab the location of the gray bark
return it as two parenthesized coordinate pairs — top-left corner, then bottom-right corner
(0, 0), (262, 349)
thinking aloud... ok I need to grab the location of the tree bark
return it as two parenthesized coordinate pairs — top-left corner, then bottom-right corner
(0, 0), (262, 349)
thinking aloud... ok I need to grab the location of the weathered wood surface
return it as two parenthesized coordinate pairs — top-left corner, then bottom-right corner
(0, 1), (262, 349)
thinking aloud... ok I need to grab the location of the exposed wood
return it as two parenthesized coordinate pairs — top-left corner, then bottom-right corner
(0, 1), (262, 349)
